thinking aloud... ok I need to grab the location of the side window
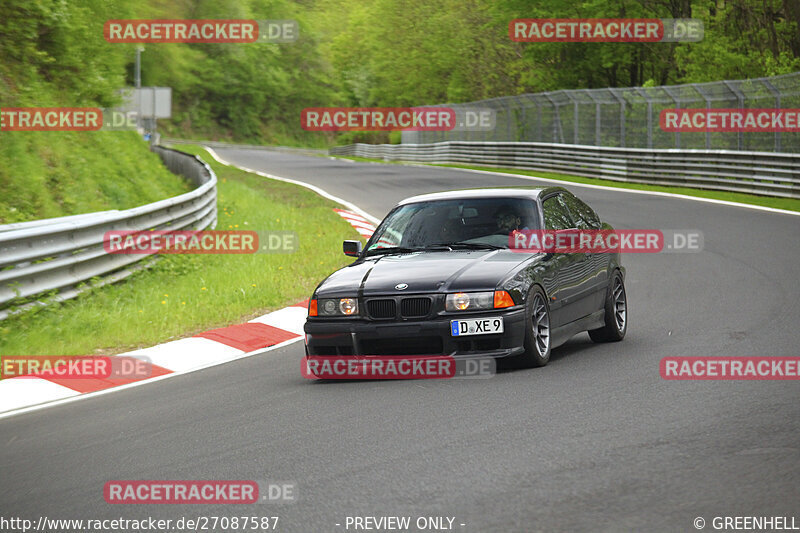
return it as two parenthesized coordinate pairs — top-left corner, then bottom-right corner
(542, 195), (573, 230)
(561, 193), (601, 229)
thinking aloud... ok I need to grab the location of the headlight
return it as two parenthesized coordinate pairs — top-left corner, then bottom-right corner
(446, 290), (516, 311)
(315, 298), (359, 316)
(339, 298), (358, 315)
(446, 291), (493, 311)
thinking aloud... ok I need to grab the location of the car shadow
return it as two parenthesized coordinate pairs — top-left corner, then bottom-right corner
(496, 333), (597, 373)
(302, 334), (600, 383)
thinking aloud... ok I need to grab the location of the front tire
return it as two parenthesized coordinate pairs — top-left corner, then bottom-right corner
(519, 286), (552, 367)
(589, 270), (627, 343)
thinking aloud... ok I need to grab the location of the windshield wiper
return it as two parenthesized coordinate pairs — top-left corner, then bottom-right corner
(364, 246), (424, 256)
(420, 244), (454, 251)
(366, 242), (502, 256)
(432, 241), (504, 250)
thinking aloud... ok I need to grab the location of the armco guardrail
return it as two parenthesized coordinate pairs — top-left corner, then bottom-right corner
(330, 141), (800, 199)
(163, 138), (327, 157)
(0, 146), (217, 320)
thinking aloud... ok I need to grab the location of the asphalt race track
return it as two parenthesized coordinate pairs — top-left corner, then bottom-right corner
(2, 148), (799, 532)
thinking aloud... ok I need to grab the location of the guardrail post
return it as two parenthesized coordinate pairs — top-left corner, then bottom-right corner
(585, 90), (601, 146)
(536, 97), (543, 143)
(609, 88), (626, 147)
(662, 86), (681, 149)
(633, 87), (654, 149)
(694, 84), (713, 149)
(565, 91), (579, 144)
(543, 92), (558, 143)
(723, 80), (745, 151)
(763, 78), (782, 152)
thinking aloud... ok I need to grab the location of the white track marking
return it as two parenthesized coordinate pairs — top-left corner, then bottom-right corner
(121, 337), (244, 373)
(0, 336), (304, 420)
(249, 306), (308, 335)
(205, 147), (381, 224)
(0, 378), (80, 412)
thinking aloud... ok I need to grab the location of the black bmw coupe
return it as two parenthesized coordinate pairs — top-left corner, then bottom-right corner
(304, 187), (627, 367)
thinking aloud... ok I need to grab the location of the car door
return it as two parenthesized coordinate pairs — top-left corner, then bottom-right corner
(540, 193), (590, 325)
(559, 191), (611, 314)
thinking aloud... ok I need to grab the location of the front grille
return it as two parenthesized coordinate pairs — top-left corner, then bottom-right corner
(361, 336), (444, 356)
(367, 299), (396, 319)
(400, 297), (431, 318)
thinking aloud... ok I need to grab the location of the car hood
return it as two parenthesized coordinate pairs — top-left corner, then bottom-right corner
(315, 250), (535, 297)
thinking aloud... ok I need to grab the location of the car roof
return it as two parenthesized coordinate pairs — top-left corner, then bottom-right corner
(397, 187), (566, 206)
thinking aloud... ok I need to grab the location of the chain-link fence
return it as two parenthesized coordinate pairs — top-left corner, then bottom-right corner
(403, 72), (800, 153)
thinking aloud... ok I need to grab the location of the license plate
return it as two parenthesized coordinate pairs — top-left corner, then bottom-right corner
(450, 317), (504, 336)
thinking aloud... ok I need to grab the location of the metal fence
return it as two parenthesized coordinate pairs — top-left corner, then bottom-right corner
(330, 141), (800, 199)
(402, 72), (800, 153)
(0, 146), (217, 320)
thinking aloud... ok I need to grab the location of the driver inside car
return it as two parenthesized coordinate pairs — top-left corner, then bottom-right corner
(494, 205), (528, 233)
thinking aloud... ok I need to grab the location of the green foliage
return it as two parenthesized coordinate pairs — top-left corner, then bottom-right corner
(0, 0), (189, 223)
(2, 0), (798, 152)
(0, 0), (131, 107)
(320, 0), (800, 104)
(0, 131), (191, 223)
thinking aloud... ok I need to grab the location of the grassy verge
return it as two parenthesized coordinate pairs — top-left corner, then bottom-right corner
(0, 131), (192, 224)
(0, 145), (360, 355)
(332, 155), (800, 213)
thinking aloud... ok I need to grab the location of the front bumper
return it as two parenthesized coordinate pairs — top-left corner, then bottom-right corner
(304, 307), (527, 358)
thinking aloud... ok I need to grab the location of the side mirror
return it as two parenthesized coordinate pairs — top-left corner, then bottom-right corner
(343, 240), (362, 257)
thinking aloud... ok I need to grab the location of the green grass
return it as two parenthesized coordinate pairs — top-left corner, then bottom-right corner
(0, 145), (361, 356)
(0, 131), (192, 224)
(331, 155), (800, 213)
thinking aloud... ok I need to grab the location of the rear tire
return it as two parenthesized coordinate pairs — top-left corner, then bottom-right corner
(518, 286), (552, 367)
(589, 270), (627, 343)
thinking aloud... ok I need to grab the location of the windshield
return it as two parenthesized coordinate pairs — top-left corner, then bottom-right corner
(365, 197), (540, 255)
